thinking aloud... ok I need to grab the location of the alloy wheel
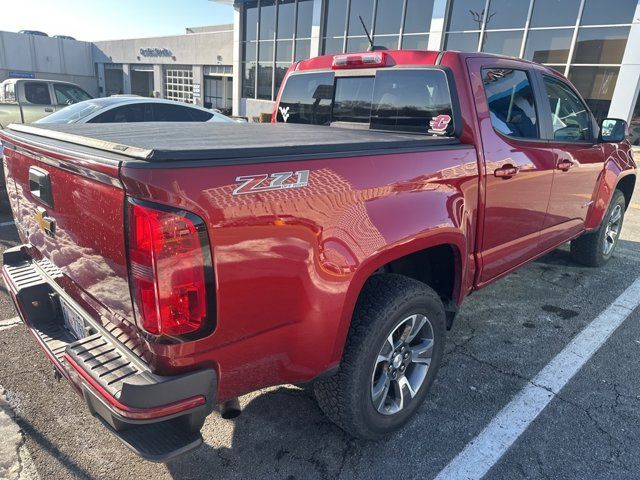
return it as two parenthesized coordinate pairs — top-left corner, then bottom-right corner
(603, 204), (622, 256)
(370, 314), (434, 415)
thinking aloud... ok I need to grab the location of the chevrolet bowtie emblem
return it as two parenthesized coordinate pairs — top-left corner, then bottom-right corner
(35, 207), (55, 236)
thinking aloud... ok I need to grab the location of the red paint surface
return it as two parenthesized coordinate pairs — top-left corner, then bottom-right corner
(1, 51), (636, 403)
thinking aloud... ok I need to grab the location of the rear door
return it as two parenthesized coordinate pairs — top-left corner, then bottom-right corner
(19, 81), (55, 122)
(537, 74), (604, 251)
(467, 58), (556, 284)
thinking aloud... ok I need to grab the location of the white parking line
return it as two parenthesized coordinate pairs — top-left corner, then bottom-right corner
(0, 317), (21, 331)
(0, 221), (14, 227)
(434, 277), (640, 480)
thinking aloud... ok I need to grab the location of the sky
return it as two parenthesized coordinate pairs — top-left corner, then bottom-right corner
(0, 0), (235, 41)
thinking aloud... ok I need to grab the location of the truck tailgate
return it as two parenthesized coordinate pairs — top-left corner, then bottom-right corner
(1, 129), (136, 334)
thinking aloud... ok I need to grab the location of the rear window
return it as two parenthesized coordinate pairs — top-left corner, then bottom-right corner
(276, 69), (456, 136)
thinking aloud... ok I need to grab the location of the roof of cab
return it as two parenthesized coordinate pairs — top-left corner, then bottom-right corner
(292, 49), (568, 81)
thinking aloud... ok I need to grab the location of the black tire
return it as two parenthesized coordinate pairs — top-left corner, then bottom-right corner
(570, 189), (626, 267)
(313, 274), (446, 440)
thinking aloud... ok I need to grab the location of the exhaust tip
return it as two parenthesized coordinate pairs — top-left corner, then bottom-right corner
(220, 398), (241, 419)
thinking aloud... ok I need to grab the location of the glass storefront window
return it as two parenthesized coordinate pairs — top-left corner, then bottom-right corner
(245, 0), (313, 101)
(375, 0), (403, 35)
(572, 26), (630, 65)
(276, 40), (293, 62)
(243, 42), (257, 62)
(259, 0), (276, 40)
(629, 92), (640, 146)
(242, 63), (256, 98)
(486, 0), (530, 30)
(257, 62), (273, 99)
(323, 37), (344, 54)
(346, 36), (371, 53)
(296, 0), (313, 38)
(277, 0), (296, 39)
(580, 0), (638, 26)
(446, 0), (487, 31)
(275, 63), (289, 95)
(258, 40), (274, 61)
(295, 39), (311, 61)
(530, 0), (581, 28)
(402, 34), (429, 50)
(482, 30), (524, 57)
(324, 0), (347, 37)
(568, 66), (620, 123)
(445, 32), (480, 51)
(348, 0), (374, 37)
(404, 0), (434, 34)
(373, 35), (399, 50)
(524, 28), (573, 64)
(245, 1), (259, 42)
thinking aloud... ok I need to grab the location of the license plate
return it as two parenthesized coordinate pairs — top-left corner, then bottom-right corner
(61, 299), (85, 340)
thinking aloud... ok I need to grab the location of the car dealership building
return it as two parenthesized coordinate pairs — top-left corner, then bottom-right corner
(92, 24), (234, 112)
(218, 0), (640, 141)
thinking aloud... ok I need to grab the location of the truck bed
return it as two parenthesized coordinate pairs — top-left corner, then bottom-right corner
(4, 122), (462, 166)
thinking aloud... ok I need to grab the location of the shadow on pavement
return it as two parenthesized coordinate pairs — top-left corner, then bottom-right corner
(166, 386), (362, 480)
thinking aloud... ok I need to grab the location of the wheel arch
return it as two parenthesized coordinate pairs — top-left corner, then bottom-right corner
(329, 232), (467, 365)
(616, 174), (636, 211)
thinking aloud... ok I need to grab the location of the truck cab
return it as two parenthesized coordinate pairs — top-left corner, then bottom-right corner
(272, 49), (637, 283)
(0, 78), (92, 126)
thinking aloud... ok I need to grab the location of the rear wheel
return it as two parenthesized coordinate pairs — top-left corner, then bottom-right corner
(571, 189), (626, 267)
(313, 274), (446, 439)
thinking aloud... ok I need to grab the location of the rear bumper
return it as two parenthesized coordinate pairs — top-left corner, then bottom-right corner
(2, 245), (217, 462)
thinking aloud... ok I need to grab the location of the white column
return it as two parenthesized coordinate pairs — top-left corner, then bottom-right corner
(428, 0), (448, 50)
(153, 64), (163, 98)
(122, 64), (132, 94)
(310, 0), (323, 57)
(96, 63), (106, 97)
(232, 6), (243, 116)
(192, 65), (205, 105)
(607, 1), (640, 122)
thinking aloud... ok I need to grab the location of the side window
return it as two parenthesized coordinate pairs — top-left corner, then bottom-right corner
(89, 104), (146, 123)
(150, 103), (213, 122)
(482, 68), (539, 139)
(3, 83), (16, 103)
(53, 84), (92, 105)
(543, 77), (592, 142)
(23, 82), (52, 105)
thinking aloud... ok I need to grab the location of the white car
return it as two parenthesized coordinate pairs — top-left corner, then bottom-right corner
(35, 96), (234, 124)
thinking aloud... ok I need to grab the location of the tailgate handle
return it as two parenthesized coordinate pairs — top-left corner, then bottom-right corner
(29, 167), (54, 207)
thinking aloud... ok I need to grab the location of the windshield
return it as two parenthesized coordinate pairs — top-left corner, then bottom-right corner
(35, 101), (105, 124)
(276, 69), (456, 136)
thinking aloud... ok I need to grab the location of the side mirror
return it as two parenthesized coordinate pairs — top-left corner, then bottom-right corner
(599, 118), (628, 143)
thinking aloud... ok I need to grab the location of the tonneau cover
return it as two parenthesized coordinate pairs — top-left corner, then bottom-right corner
(5, 122), (459, 163)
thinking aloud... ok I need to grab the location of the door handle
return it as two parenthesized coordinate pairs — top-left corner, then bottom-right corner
(557, 159), (573, 171)
(494, 165), (519, 179)
(44, 107), (54, 112)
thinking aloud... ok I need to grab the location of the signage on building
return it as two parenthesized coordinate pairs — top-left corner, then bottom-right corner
(139, 48), (172, 58)
(8, 71), (35, 79)
(193, 83), (201, 98)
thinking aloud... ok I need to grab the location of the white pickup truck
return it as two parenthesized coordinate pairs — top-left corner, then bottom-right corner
(0, 78), (92, 127)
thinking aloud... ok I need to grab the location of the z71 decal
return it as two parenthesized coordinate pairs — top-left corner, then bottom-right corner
(232, 170), (310, 196)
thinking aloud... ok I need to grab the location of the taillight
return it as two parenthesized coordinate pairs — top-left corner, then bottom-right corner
(127, 198), (215, 339)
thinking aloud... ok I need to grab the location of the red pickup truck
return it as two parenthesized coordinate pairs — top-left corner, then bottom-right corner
(0, 50), (636, 461)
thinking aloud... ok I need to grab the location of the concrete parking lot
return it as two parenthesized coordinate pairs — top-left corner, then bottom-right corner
(0, 185), (639, 480)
